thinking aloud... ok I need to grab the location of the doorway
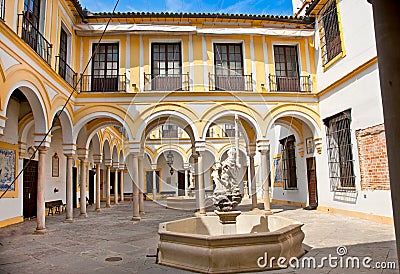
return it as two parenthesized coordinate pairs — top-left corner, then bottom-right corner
(23, 159), (38, 218)
(146, 170), (160, 194)
(177, 170), (185, 196)
(88, 169), (95, 205)
(306, 157), (318, 209)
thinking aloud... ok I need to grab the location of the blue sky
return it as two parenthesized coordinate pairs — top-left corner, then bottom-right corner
(79, 0), (294, 15)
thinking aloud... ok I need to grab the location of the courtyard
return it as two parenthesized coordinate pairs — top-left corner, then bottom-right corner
(0, 200), (396, 273)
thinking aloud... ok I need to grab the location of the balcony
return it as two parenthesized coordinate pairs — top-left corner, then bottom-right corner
(55, 56), (77, 88)
(18, 13), (52, 65)
(268, 75), (311, 92)
(80, 74), (127, 92)
(144, 73), (189, 91)
(209, 73), (253, 91)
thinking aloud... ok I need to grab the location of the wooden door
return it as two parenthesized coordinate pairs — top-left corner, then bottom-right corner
(23, 159), (38, 218)
(177, 170), (185, 196)
(88, 170), (95, 205)
(306, 157), (318, 208)
(73, 167), (77, 208)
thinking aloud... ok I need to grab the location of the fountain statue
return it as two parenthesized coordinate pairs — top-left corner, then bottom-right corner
(212, 148), (242, 211)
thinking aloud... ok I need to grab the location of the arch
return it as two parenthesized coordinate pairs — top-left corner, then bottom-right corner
(145, 147), (156, 163)
(112, 145), (119, 164)
(73, 109), (134, 144)
(136, 110), (199, 144)
(3, 81), (48, 134)
(265, 104), (321, 137)
(102, 139), (111, 161)
(201, 110), (262, 141)
(50, 107), (74, 145)
(187, 148), (218, 163)
(91, 133), (101, 156)
(218, 144), (248, 162)
(155, 145), (188, 164)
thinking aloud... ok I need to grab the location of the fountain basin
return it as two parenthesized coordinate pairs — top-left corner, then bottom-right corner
(165, 196), (197, 210)
(158, 213), (305, 273)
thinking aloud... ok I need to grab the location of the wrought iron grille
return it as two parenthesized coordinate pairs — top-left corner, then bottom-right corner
(319, 0), (343, 65)
(144, 73), (189, 91)
(269, 75), (311, 92)
(18, 13), (52, 65)
(55, 56), (77, 88)
(325, 111), (355, 191)
(280, 135), (297, 189)
(80, 74), (127, 92)
(209, 73), (253, 91)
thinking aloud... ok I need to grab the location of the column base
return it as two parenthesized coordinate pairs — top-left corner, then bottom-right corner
(263, 209), (273, 215)
(64, 218), (74, 223)
(106, 204), (111, 208)
(114, 202), (119, 206)
(33, 228), (47, 235)
(95, 208), (101, 212)
(140, 211), (145, 215)
(79, 213), (88, 218)
(251, 207), (260, 212)
(131, 216), (141, 221)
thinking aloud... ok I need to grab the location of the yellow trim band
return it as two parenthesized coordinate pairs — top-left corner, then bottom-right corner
(0, 216), (24, 228)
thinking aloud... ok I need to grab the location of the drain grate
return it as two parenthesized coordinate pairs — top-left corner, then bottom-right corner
(105, 256), (123, 262)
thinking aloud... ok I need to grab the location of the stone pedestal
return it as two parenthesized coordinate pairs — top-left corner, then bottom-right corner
(214, 210), (241, 235)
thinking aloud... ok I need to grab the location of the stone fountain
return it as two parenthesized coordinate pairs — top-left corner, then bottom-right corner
(158, 116), (305, 273)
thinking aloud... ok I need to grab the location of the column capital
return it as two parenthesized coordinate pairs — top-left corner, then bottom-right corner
(63, 144), (77, 157)
(112, 162), (120, 169)
(194, 140), (206, 153)
(0, 114), (7, 137)
(34, 133), (51, 148)
(151, 164), (158, 170)
(256, 139), (270, 153)
(77, 148), (89, 160)
(247, 143), (257, 156)
(93, 154), (103, 164)
(184, 163), (191, 170)
(119, 164), (126, 170)
(104, 158), (113, 167)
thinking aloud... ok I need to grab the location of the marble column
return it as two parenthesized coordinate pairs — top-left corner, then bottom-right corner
(34, 147), (48, 234)
(368, 0), (400, 263)
(114, 167), (119, 205)
(184, 165), (189, 197)
(79, 159), (88, 217)
(105, 162), (111, 208)
(259, 144), (271, 212)
(197, 152), (206, 215)
(138, 156), (145, 214)
(120, 166), (125, 202)
(95, 163), (101, 211)
(132, 154), (141, 220)
(65, 154), (74, 221)
(248, 153), (258, 210)
(152, 164), (157, 200)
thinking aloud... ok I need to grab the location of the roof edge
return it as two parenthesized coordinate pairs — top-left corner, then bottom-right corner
(305, 0), (322, 15)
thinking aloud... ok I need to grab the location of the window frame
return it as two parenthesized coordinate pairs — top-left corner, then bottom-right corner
(213, 43), (244, 77)
(280, 135), (298, 190)
(318, 0), (346, 70)
(324, 110), (356, 191)
(91, 42), (120, 92)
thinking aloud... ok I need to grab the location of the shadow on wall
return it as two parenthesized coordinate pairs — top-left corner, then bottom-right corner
(333, 191), (358, 204)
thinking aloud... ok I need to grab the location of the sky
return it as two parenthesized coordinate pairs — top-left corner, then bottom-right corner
(78, 0), (294, 16)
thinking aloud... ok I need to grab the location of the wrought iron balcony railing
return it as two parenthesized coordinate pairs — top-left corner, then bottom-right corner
(17, 13), (52, 65)
(55, 56), (77, 88)
(80, 74), (127, 92)
(268, 75), (312, 92)
(209, 73), (253, 91)
(144, 73), (189, 91)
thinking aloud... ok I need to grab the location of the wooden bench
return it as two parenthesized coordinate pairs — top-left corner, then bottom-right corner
(45, 200), (64, 216)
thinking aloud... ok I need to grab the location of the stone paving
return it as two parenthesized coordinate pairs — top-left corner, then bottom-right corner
(0, 200), (397, 273)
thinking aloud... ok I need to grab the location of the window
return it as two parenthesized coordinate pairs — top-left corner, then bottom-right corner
(58, 28), (68, 80)
(324, 110), (355, 191)
(224, 124), (235, 137)
(162, 125), (178, 138)
(280, 135), (297, 189)
(24, 0), (40, 28)
(214, 43), (246, 91)
(151, 43), (182, 91)
(273, 45), (300, 91)
(0, 0), (5, 20)
(319, 0), (343, 65)
(92, 43), (119, 92)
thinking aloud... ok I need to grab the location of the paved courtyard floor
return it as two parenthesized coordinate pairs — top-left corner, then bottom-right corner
(0, 200), (397, 273)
